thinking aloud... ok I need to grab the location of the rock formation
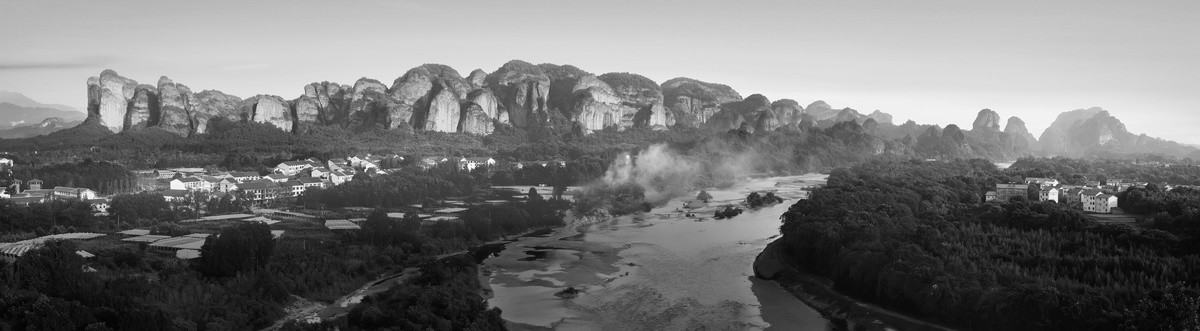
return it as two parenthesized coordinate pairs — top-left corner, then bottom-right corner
(487, 60), (550, 128)
(570, 75), (623, 132)
(190, 90), (243, 134)
(867, 110), (893, 125)
(1004, 116), (1038, 151)
(458, 102), (494, 135)
(297, 81), (350, 126)
(241, 95), (292, 131)
(597, 72), (669, 129)
(804, 100), (837, 122)
(707, 94), (770, 131)
(347, 78), (395, 129)
(467, 69), (488, 90)
(834, 108), (864, 124)
(771, 99), (804, 126)
(467, 89), (499, 120)
(971, 109), (1002, 132)
(662, 77), (743, 128)
(538, 63), (591, 117)
(87, 70), (139, 132)
(424, 88), (461, 133)
(124, 85), (156, 131)
(156, 77), (193, 135)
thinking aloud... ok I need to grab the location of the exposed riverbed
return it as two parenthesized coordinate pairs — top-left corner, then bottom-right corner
(483, 174), (832, 330)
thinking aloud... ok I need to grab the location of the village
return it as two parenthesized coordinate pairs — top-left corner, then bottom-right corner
(987, 176), (1149, 217)
(0, 155), (573, 264)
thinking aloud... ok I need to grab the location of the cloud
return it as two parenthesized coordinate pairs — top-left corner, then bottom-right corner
(0, 56), (118, 71)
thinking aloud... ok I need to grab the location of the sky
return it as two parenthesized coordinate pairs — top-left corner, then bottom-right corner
(1, 0), (1197, 143)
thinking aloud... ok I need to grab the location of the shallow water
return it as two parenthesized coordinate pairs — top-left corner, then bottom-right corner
(484, 174), (833, 330)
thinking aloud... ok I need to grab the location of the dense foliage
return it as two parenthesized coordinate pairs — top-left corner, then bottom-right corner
(1010, 156), (1200, 186)
(779, 159), (1200, 330)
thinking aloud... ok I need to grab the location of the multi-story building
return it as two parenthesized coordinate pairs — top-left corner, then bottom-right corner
(995, 183), (1028, 202)
(275, 161), (314, 176)
(1039, 187), (1060, 203)
(1083, 193), (1118, 213)
(52, 187), (98, 201)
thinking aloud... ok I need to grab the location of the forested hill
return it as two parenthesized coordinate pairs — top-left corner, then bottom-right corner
(775, 159), (1200, 330)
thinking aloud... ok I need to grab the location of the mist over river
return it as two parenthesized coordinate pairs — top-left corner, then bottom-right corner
(483, 174), (832, 330)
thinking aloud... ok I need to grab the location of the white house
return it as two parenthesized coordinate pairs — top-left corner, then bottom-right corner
(329, 171), (353, 186)
(266, 174), (291, 183)
(275, 161), (314, 176)
(231, 171), (261, 183)
(1083, 193), (1118, 213)
(1024, 177), (1060, 187)
(0, 157), (13, 168)
(1038, 187), (1060, 203)
(52, 187), (98, 201)
(462, 157), (496, 171)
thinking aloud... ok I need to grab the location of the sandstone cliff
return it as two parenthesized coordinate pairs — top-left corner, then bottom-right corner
(124, 85), (156, 131)
(1004, 116), (1038, 151)
(598, 72), (670, 129)
(661, 77), (742, 128)
(569, 75), (623, 132)
(241, 95), (292, 131)
(347, 78), (396, 129)
(156, 76), (193, 135)
(486, 60), (550, 128)
(971, 109), (1002, 132)
(190, 90), (243, 134)
(87, 70), (139, 132)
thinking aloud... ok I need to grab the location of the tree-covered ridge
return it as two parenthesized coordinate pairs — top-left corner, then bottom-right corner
(1010, 156), (1200, 186)
(778, 159), (1200, 330)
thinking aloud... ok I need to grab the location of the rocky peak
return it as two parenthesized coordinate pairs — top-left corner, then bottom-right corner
(569, 75), (622, 132)
(771, 99), (803, 125)
(487, 60), (551, 128)
(156, 76), (194, 135)
(241, 95), (292, 131)
(467, 69), (488, 90)
(124, 85), (157, 132)
(87, 69), (139, 132)
(971, 109), (1001, 132)
(190, 90), (243, 134)
(661, 77), (742, 128)
(835, 108), (863, 123)
(867, 110), (893, 125)
(1004, 116), (1038, 151)
(597, 72), (668, 128)
(805, 100), (837, 121)
(346, 78), (398, 129)
(538, 63), (592, 117)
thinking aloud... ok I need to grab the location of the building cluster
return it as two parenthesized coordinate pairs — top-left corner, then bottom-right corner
(142, 156), (377, 204)
(985, 177), (1148, 214)
(0, 178), (110, 213)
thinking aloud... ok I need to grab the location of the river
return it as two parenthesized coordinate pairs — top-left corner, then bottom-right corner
(483, 174), (833, 330)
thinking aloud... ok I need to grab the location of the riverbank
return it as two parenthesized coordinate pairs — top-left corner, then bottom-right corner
(754, 240), (955, 331)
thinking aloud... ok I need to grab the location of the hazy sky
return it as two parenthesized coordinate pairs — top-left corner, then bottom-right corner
(2, 0), (1197, 143)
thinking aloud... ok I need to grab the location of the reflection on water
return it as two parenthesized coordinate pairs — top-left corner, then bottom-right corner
(484, 174), (833, 330)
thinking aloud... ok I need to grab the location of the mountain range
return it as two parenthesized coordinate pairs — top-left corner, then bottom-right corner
(4, 60), (1196, 159)
(0, 90), (85, 130)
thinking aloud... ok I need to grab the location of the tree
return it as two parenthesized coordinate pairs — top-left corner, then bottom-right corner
(697, 190), (712, 203)
(527, 187), (543, 202)
(199, 222), (275, 277)
(14, 240), (92, 299)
